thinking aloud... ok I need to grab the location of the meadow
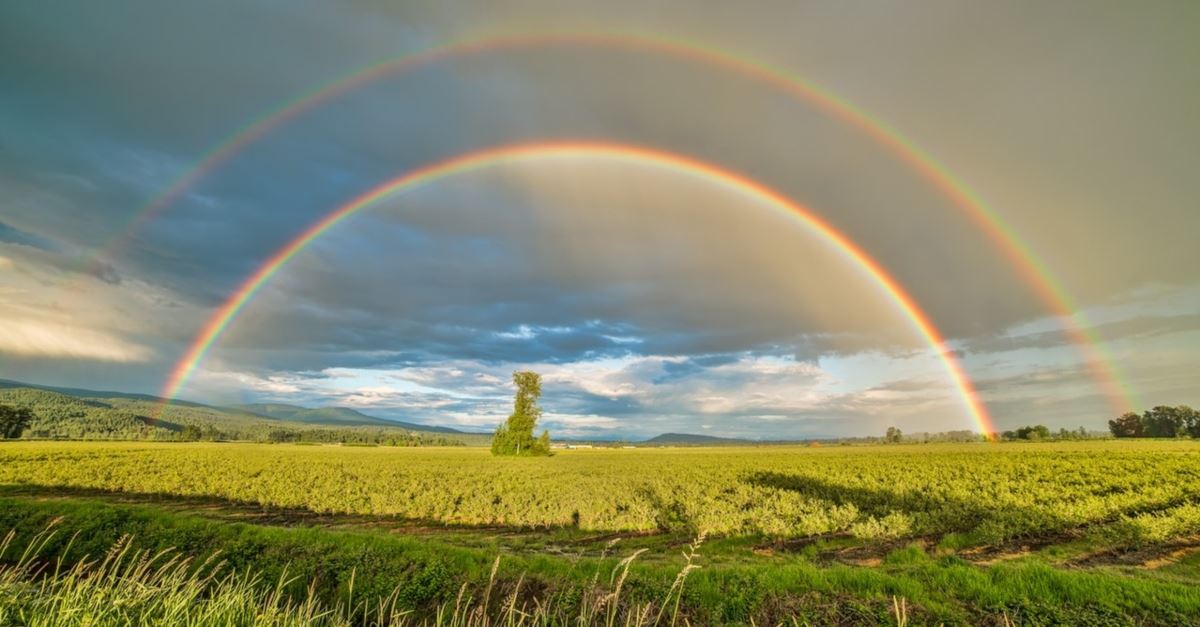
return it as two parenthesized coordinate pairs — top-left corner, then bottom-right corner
(2, 441), (1199, 624)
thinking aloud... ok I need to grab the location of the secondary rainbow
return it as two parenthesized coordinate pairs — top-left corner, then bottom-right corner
(159, 141), (996, 437)
(90, 31), (1134, 414)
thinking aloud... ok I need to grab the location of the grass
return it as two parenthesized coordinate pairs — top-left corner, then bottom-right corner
(0, 525), (674, 626)
(2, 440), (1199, 624)
(1, 496), (1198, 625)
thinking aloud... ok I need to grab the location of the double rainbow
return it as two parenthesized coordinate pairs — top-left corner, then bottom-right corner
(159, 141), (994, 435)
(101, 31), (1130, 431)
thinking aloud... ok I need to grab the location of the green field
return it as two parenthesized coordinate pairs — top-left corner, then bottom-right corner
(2, 440), (1199, 625)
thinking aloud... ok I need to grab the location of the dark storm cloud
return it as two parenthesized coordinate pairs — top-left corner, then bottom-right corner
(962, 314), (1200, 355)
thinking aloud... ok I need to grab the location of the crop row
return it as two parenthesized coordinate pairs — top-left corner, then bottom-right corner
(2, 441), (1198, 544)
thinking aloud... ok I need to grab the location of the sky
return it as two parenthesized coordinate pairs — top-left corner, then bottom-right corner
(1, 1), (1197, 439)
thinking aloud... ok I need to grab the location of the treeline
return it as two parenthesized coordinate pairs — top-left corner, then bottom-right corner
(177, 424), (467, 446)
(0, 388), (468, 446)
(880, 428), (985, 444)
(1109, 405), (1200, 439)
(0, 387), (161, 440)
(996, 425), (1103, 442)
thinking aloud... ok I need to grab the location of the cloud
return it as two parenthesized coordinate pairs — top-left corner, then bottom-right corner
(0, 243), (195, 371)
(0, 315), (151, 362)
(964, 313), (1200, 355)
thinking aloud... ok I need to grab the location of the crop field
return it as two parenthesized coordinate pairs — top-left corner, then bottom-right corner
(3, 440), (1200, 544)
(3, 440), (1200, 625)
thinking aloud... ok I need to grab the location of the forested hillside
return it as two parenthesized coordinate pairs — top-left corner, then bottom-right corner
(0, 385), (484, 446)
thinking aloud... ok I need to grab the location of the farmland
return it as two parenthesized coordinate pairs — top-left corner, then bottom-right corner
(2, 440), (1199, 624)
(3, 441), (1200, 541)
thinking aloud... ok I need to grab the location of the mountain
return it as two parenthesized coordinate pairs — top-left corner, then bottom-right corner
(642, 433), (755, 445)
(233, 403), (466, 433)
(0, 378), (485, 445)
(0, 378), (209, 407)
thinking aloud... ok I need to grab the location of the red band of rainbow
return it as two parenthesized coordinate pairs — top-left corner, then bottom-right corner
(159, 141), (996, 437)
(89, 32), (1134, 415)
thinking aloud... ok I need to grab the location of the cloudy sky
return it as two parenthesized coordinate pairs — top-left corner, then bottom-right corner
(2, 1), (1197, 439)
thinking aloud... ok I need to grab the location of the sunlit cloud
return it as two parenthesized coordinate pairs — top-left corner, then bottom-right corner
(0, 314), (151, 362)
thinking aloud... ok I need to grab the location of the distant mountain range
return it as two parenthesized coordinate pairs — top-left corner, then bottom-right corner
(0, 378), (822, 446)
(641, 432), (761, 445)
(231, 403), (467, 433)
(0, 378), (483, 442)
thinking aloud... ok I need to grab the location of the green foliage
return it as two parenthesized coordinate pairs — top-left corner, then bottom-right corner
(884, 426), (902, 444)
(0, 404), (33, 439)
(1001, 424), (1052, 441)
(3, 440), (1200, 545)
(491, 371), (551, 456)
(0, 388), (160, 440)
(0, 387), (474, 446)
(850, 511), (914, 540)
(3, 496), (1200, 626)
(1110, 411), (1145, 437)
(180, 424), (204, 441)
(1110, 405), (1199, 438)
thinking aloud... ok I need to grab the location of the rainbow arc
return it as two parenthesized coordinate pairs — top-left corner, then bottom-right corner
(84, 32), (1135, 415)
(159, 141), (996, 437)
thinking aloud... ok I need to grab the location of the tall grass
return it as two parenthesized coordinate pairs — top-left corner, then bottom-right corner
(0, 523), (717, 627)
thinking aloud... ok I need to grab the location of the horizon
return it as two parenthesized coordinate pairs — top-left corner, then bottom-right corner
(0, 375), (1109, 442)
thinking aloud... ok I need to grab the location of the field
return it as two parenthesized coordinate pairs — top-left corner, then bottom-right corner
(3, 441), (1200, 624)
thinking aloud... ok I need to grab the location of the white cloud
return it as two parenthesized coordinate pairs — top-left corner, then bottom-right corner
(0, 315), (151, 362)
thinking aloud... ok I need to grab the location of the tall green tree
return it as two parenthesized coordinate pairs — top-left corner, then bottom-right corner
(492, 371), (551, 456)
(0, 404), (34, 439)
(1016, 424), (1051, 441)
(1108, 412), (1144, 438)
(1180, 406), (1200, 438)
(1143, 406), (1184, 438)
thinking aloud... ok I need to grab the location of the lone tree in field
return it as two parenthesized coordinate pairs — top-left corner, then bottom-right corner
(0, 404), (34, 439)
(491, 371), (551, 456)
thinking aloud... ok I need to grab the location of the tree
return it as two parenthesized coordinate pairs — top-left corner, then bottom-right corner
(1143, 406), (1184, 438)
(1180, 406), (1200, 438)
(492, 371), (551, 456)
(884, 426), (903, 444)
(180, 424), (203, 441)
(1109, 412), (1144, 438)
(0, 404), (34, 439)
(1010, 425), (1051, 441)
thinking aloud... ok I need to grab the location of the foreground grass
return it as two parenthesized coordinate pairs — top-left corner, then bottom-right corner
(0, 525), (685, 627)
(1, 497), (1197, 625)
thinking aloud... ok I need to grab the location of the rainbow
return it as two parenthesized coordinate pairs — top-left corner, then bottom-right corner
(93, 32), (1134, 414)
(159, 141), (996, 437)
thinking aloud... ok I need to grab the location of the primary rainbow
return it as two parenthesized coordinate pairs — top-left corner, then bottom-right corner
(92, 31), (1134, 414)
(159, 141), (996, 437)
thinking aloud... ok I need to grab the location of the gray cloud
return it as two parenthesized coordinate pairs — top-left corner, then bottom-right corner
(964, 314), (1200, 355)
